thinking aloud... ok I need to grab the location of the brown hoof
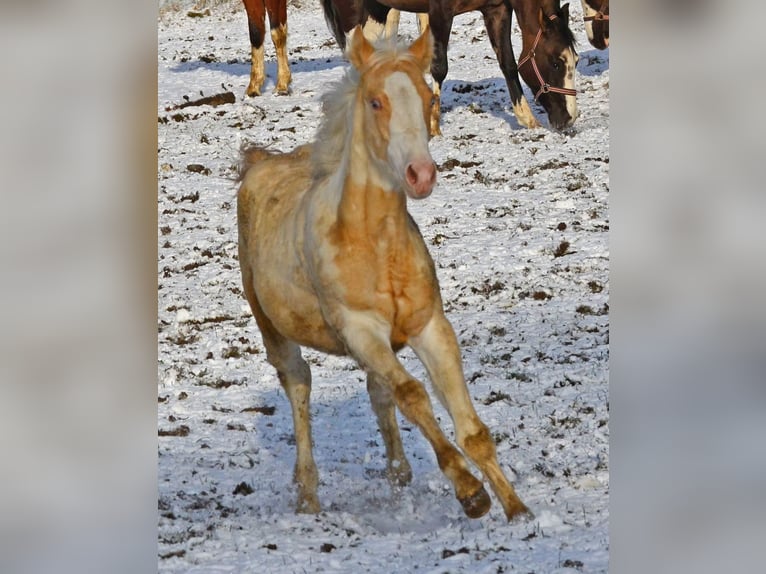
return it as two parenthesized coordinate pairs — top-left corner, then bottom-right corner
(458, 486), (491, 519)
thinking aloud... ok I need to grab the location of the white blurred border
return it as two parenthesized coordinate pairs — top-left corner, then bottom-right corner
(612, 2), (766, 572)
(1, 0), (765, 572)
(0, 1), (157, 573)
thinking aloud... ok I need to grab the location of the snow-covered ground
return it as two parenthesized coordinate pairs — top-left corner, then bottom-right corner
(158, 1), (609, 571)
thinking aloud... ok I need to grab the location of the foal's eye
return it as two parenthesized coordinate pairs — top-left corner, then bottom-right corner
(430, 96), (436, 107)
(370, 98), (382, 110)
(551, 60), (561, 70)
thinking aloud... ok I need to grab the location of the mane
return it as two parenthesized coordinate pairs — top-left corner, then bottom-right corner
(541, 0), (577, 50)
(311, 38), (423, 181)
(555, 15), (577, 51)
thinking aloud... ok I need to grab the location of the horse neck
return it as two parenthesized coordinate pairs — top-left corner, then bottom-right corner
(513, 0), (544, 39)
(335, 95), (409, 237)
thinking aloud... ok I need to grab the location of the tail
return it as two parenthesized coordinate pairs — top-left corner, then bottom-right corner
(237, 144), (276, 183)
(321, 0), (349, 50)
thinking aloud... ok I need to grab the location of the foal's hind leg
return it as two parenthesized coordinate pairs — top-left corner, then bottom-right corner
(241, 274), (319, 512)
(410, 311), (531, 521)
(367, 372), (412, 487)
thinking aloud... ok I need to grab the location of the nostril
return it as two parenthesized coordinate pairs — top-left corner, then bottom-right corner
(406, 164), (418, 186)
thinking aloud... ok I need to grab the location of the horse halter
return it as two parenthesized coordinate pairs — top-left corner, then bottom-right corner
(583, 1), (609, 22)
(517, 15), (577, 101)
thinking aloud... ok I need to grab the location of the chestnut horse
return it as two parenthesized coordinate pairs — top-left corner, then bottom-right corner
(237, 28), (530, 521)
(242, 0), (291, 96)
(580, 0), (609, 50)
(321, 0), (578, 133)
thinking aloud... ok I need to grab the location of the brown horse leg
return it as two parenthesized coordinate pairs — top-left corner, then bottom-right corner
(367, 372), (412, 487)
(383, 9), (400, 39)
(427, 10), (455, 136)
(243, 0), (266, 96)
(410, 312), (532, 521)
(340, 313), (490, 518)
(430, 82), (442, 137)
(240, 267), (319, 512)
(266, 0), (291, 94)
(481, 5), (540, 129)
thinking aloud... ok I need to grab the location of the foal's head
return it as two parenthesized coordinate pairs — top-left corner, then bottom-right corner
(346, 27), (437, 199)
(519, 1), (579, 130)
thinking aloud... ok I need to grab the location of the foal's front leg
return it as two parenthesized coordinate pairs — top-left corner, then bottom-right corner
(340, 311), (491, 518)
(410, 311), (532, 521)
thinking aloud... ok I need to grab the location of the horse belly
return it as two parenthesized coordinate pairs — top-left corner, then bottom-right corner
(376, 0), (429, 14)
(260, 276), (345, 354)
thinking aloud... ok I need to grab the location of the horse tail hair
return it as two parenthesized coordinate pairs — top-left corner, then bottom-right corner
(238, 143), (313, 183)
(320, 0), (348, 50)
(237, 144), (276, 182)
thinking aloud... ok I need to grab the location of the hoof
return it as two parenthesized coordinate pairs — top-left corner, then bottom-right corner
(505, 501), (534, 522)
(274, 87), (291, 96)
(245, 83), (262, 98)
(458, 486), (491, 519)
(296, 495), (320, 514)
(388, 464), (412, 488)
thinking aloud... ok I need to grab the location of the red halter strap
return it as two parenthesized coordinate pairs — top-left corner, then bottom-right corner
(517, 16), (577, 101)
(583, 1), (609, 22)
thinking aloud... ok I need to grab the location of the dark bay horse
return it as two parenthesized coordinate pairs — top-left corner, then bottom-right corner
(321, 0), (578, 133)
(237, 27), (530, 521)
(242, 0), (291, 96)
(580, 0), (609, 50)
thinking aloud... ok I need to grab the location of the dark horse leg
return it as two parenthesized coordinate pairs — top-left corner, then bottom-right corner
(243, 0), (266, 96)
(265, 0), (292, 94)
(243, 0), (291, 96)
(427, 8), (454, 136)
(481, 3), (539, 128)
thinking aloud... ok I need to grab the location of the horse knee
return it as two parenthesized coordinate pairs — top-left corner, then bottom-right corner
(248, 20), (264, 49)
(459, 424), (496, 461)
(393, 379), (430, 419)
(431, 49), (448, 86)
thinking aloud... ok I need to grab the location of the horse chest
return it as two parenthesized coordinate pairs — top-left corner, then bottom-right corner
(331, 229), (435, 343)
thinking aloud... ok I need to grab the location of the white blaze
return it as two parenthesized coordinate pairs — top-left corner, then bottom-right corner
(383, 71), (431, 185)
(563, 47), (579, 123)
(581, 0), (597, 45)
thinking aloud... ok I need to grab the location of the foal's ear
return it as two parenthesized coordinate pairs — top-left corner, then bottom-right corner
(348, 26), (375, 70)
(408, 25), (433, 73)
(561, 3), (570, 26)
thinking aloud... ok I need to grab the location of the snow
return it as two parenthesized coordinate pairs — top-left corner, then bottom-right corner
(158, 1), (609, 571)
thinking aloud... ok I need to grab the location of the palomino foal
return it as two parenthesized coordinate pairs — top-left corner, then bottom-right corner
(237, 27), (530, 521)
